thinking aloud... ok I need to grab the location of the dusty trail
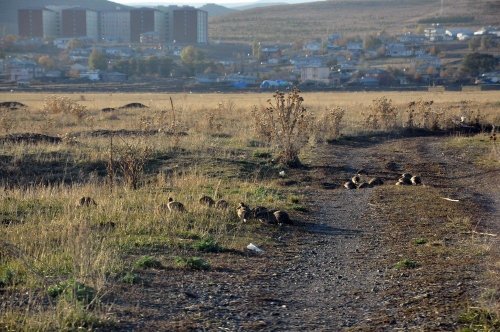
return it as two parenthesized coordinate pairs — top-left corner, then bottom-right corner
(109, 134), (498, 331)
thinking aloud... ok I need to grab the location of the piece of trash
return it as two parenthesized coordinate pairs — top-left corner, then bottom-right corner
(247, 243), (264, 253)
(441, 197), (459, 202)
(279, 171), (286, 177)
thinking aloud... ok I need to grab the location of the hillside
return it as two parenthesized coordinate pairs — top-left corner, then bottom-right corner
(199, 3), (237, 17)
(209, 0), (500, 43)
(0, 0), (129, 35)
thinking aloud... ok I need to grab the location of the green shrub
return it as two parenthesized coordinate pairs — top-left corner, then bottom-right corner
(394, 259), (420, 269)
(174, 257), (210, 271)
(48, 279), (96, 304)
(120, 272), (140, 285)
(133, 256), (163, 270)
(192, 238), (224, 253)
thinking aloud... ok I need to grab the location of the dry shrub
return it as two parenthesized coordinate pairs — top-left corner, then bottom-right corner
(313, 106), (345, 142)
(42, 96), (88, 121)
(363, 96), (399, 130)
(251, 88), (310, 167)
(458, 100), (484, 127)
(0, 109), (16, 134)
(406, 100), (444, 130)
(113, 139), (152, 189)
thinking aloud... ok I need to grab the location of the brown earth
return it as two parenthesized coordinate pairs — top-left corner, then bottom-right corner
(100, 133), (499, 331)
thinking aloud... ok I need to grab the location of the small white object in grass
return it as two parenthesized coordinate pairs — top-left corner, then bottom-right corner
(441, 197), (459, 202)
(279, 170), (286, 177)
(247, 243), (264, 253)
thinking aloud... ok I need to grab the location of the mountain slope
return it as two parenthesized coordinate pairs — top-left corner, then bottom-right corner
(209, 0), (498, 43)
(199, 4), (238, 17)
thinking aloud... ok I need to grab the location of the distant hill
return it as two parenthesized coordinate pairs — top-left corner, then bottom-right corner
(199, 4), (237, 17)
(233, 2), (288, 10)
(0, 0), (129, 35)
(209, 0), (499, 43)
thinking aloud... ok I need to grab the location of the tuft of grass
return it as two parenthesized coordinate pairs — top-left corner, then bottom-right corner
(192, 238), (224, 253)
(253, 150), (272, 159)
(174, 256), (210, 271)
(414, 238), (428, 245)
(120, 272), (141, 285)
(47, 279), (96, 305)
(133, 256), (163, 270)
(458, 308), (500, 331)
(394, 259), (420, 270)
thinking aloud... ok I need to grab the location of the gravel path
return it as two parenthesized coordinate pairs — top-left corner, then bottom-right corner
(108, 134), (498, 331)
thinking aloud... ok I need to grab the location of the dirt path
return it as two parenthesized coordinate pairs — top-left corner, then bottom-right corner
(108, 134), (499, 331)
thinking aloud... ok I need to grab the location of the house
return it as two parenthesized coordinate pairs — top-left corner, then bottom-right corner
(260, 46), (281, 61)
(101, 71), (127, 82)
(5, 58), (43, 82)
(398, 33), (426, 44)
(303, 41), (322, 53)
(300, 65), (330, 84)
(80, 69), (100, 81)
(346, 42), (363, 51)
(474, 26), (500, 36)
(385, 43), (413, 57)
(446, 28), (473, 39)
(424, 25), (446, 41)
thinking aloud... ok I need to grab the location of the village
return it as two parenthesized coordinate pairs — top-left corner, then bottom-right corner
(0, 4), (499, 91)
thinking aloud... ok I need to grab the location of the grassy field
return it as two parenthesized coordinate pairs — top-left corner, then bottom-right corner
(0, 90), (499, 329)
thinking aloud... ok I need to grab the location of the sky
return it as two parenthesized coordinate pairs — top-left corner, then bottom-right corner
(113, 0), (320, 7)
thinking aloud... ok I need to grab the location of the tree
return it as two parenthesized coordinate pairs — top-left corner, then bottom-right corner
(38, 55), (55, 70)
(363, 35), (382, 50)
(252, 40), (261, 59)
(462, 53), (497, 76)
(88, 48), (107, 71)
(67, 38), (83, 50)
(180, 46), (205, 75)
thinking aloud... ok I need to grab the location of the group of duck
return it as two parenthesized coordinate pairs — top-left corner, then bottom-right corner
(236, 202), (291, 226)
(344, 170), (422, 189)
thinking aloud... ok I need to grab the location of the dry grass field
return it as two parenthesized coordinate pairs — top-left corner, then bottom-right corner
(0, 90), (499, 330)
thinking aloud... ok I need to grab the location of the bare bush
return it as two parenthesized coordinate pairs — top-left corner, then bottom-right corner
(113, 139), (152, 189)
(42, 96), (88, 121)
(0, 109), (16, 134)
(406, 100), (444, 131)
(363, 96), (399, 130)
(314, 106), (346, 142)
(252, 88), (310, 167)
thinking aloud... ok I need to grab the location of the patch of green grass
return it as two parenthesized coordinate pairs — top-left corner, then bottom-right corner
(253, 150), (272, 159)
(394, 259), (420, 269)
(48, 279), (96, 305)
(120, 272), (141, 285)
(0, 262), (27, 287)
(292, 205), (309, 213)
(414, 238), (428, 245)
(174, 256), (210, 271)
(133, 256), (163, 270)
(177, 230), (202, 240)
(192, 238), (224, 253)
(458, 308), (500, 331)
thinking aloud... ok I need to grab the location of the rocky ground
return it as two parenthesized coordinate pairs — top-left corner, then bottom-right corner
(102, 133), (498, 331)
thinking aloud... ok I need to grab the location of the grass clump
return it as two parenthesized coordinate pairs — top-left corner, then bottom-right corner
(458, 308), (500, 331)
(192, 238), (224, 253)
(414, 238), (428, 245)
(47, 279), (96, 305)
(394, 259), (420, 269)
(120, 272), (141, 285)
(174, 257), (210, 271)
(133, 256), (163, 270)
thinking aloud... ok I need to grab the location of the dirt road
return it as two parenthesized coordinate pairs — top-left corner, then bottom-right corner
(109, 133), (499, 331)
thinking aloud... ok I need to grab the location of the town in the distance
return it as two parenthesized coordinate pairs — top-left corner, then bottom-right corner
(1, 3), (499, 91)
